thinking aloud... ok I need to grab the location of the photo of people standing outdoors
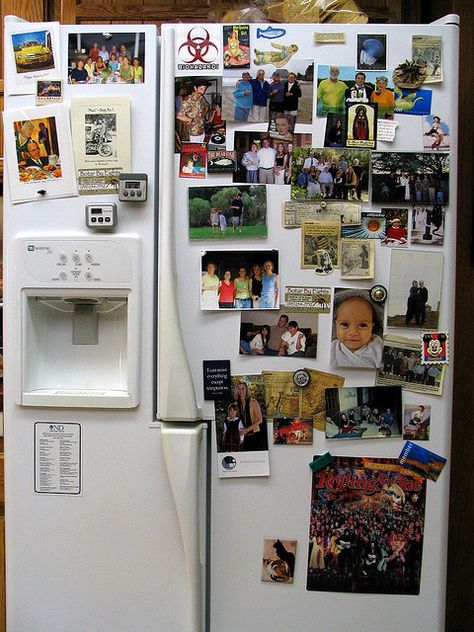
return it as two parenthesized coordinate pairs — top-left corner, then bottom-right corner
(291, 147), (369, 201)
(175, 76), (222, 151)
(371, 151), (449, 205)
(221, 61), (314, 125)
(387, 250), (443, 330)
(233, 131), (311, 185)
(188, 185), (267, 239)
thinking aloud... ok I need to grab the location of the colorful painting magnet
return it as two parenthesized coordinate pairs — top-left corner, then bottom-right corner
(253, 43), (299, 68)
(309, 452), (333, 472)
(398, 441), (447, 481)
(394, 87), (432, 116)
(421, 332), (449, 364)
(223, 25), (250, 69)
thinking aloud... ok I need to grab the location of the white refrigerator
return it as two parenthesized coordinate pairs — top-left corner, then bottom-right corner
(3, 15), (458, 632)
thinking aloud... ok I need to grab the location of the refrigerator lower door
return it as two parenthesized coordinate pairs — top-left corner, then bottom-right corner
(161, 422), (207, 632)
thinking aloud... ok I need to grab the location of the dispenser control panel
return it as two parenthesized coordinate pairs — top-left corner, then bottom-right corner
(86, 203), (117, 228)
(118, 173), (147, 202)
(21, 238), (136, 284)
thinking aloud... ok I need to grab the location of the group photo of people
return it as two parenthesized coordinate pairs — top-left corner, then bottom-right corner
(221, 61), (314, 125)
(371, 151), (450, 205)
(291, 147), (370, 201)
(317, 66), (395, 119)
(325, 385), (402, 439)
(188, 185), (267, 239)
(233, 131), (311, 185)
(307, 457), (425, 595)
(380, 347), (441, 387)
(239, 310), (318, 358)
(215, 378), (268, 453)
(201, 250), (279, 310)
(67, 32), (145, 84)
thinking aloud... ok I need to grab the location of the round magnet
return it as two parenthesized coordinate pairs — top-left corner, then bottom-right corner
(293, 369), (310, 388)
(370, 284), (388, 303)
(320, 201), (327, 208)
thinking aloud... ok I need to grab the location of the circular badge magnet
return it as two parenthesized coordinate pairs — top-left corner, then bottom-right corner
(293, 369), (310, 388)
(370, 284), (388, 303)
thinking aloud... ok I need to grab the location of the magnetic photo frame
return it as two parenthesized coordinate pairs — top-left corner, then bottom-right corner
(3, 104), (77, 204)
(67, 32), (146, 85)
(200, 249), (279, 311)
(5, 21), (61, 95)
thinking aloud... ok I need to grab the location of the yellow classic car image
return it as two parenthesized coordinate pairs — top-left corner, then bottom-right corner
(13, 32), (53, 72)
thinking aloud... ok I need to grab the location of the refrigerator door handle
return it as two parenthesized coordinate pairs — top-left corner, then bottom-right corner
(161, 422), (205, 632)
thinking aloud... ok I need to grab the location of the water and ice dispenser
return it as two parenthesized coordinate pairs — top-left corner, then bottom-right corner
(14, 236), (141, 408)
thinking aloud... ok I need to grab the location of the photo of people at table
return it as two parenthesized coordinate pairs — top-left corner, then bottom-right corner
(221, 61), (314, 124)
(67, 32), (145, 84)
(200, 250), (279, 310)
(14, 116), (62, 182)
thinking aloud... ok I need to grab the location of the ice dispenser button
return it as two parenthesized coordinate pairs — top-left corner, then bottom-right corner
(59, 254), (67, 264)
(72, 253), (81, 265)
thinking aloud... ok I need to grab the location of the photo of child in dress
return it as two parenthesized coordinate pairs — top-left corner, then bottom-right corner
(331, 288), (385, 369)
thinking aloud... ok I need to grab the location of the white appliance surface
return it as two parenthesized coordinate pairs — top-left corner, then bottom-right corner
(3, 24), (203, 632)
(160, 18), (458, 632)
